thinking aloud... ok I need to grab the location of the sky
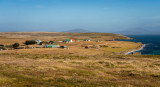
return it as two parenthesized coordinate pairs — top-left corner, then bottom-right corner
(0, 0), (160, 33)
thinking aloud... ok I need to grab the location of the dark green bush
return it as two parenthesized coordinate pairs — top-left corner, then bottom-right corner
(25, 40), (36, 45)
(12, 43), (20, 48)
(0, 44), (4, 47)
(49, 41), (54, 44)
(100, 45), (108, 47)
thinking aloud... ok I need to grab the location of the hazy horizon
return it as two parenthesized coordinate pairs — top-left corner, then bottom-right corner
(0, 0), (160, 34)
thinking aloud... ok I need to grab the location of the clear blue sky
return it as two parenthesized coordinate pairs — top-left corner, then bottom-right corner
(0, 0), (160, 32)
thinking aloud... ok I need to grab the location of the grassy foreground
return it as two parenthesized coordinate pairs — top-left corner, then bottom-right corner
(0, 53), (160, 87)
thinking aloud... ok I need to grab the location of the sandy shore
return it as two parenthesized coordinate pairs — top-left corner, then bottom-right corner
(125, 44), (146, 55)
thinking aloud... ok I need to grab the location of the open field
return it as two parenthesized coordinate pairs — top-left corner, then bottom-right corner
(0, 32), (130, 45)
(0, 53), (160, 87)
(0, 41), (142, 55)
(0, 32), (140, 55)
(0, 32), (159, 87)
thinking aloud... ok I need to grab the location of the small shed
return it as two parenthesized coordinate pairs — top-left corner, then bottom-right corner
(44, 44), (60, 48)
(96, 40), (100, 42)
(84, 39), (90, 41)
(63, 39), (75, 43)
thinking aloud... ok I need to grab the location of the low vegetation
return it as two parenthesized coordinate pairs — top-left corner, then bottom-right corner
(12, 43), (20, 48)
(25, 40), (37, 45)
(0, 53), (160, 87)
(0, 32), (159, 87)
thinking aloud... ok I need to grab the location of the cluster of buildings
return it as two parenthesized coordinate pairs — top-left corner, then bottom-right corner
(0, 38), (115, 51)
(63, 39), (91, 43)
(31, 38), (91, 48)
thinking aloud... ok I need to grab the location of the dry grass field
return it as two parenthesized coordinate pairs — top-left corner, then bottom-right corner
(0, 32), (159, 87)
(0, 41), (141, 56)
(0, 32), (130, 45)
(0, 53), (160, 87)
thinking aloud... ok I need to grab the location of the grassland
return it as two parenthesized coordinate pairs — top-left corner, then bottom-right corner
(0, 32), (130, 45)
(0, 32), (159, 87)
(0, 53), (160, 87)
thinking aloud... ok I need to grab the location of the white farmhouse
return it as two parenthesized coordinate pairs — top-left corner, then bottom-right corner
(35, 40), (42, 44)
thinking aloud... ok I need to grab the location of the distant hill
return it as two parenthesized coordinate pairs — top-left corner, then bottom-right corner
(64, 29), (91, 33)
(115, 28), (160, 35)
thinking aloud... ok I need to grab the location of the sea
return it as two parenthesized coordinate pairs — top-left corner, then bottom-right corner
(118, 35), (160, 55)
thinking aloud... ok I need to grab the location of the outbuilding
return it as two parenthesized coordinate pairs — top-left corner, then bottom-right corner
(34, 39), (42, 44)
(63, 39), (75, 43)
(84, 39), (91, 41)
(44, 44), (60, 48)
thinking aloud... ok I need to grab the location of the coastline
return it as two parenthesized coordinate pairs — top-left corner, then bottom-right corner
(125, 44), (146, 55)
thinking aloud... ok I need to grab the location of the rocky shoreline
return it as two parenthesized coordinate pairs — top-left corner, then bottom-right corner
(125, 44), (146, 55)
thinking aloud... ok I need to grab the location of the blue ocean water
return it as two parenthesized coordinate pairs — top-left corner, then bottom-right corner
(119, 35), (160, 55)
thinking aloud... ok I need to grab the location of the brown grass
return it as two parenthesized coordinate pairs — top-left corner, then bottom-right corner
(0, 32), (130, 45)
(0, 32), (158, 87)
(0, 41), (141, 56)
(0, 53), (160, 87)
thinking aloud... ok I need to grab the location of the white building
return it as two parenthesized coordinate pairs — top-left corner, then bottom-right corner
(35, 40), (42, 44)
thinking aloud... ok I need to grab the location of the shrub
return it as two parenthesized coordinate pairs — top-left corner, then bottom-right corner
(39, 42), (43, 45)
(0, 47), (6, 50)
(5, 45), (13, 48)
(0, 44), (5, 50)
(25, 40), (36, 45)
(39, 41), (49, 45)
(150, 74), (160, 78)
(100, 45), (108, 47)
(12, 43), (20, 48)
(112, 47), (121, 48)
(49, 41), (54, 44)
(0, 44), (4, 47)
(105, 62), (114, 67)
